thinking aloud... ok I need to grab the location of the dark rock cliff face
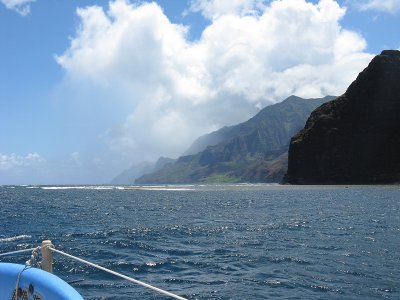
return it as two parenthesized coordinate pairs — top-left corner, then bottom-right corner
(284, 50), (400, 184)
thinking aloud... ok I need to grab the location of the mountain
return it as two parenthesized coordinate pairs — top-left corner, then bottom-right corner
(284, 50), (400, 184)
(111, 161), (154, 184)
(111, 157), (175, 184)
(152, 157), (176, 172)
(183, 126), (234, 156)
(136, 95), (335, 184)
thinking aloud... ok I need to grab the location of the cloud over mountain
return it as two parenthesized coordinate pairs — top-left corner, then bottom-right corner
(56, 0), (372, 165)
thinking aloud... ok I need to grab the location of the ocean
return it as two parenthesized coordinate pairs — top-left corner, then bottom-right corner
(0, 184), (399, 299)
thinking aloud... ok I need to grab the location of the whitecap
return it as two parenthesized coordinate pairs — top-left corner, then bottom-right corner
(124, 185), (195, 191)
(0, 235), (32, 242)
(41, 186), (116, 190)
(41, 186), (81, 190)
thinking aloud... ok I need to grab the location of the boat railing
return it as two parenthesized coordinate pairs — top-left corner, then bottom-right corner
(0, 240), (188, 300)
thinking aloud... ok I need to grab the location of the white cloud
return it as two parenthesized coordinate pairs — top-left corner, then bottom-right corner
(189, 0), (266, 19)
(70, 152), (82, 166)
(0, 152), (44, 170)
(359, 0), (400, 13)
(0, 151), (114, 184)
(56, 0), (372, 165)
(1, 0), (35, 16)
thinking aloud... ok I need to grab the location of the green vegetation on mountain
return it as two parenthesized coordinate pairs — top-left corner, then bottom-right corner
(136, 95), (334, 184)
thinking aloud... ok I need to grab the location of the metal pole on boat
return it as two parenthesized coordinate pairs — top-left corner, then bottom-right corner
(41, 240), (53, 273)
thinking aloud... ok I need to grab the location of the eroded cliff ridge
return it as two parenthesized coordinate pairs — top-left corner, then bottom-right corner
(136, 95), (334, 184)
(284, 50), (400, 184)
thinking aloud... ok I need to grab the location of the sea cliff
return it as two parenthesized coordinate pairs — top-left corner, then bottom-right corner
(284, 50), (400, 184)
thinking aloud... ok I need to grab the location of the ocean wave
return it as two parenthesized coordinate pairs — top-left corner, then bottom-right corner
(124, 186), (195, 191)
(2, 184), (399, 299)
(37, 184), (281, 192)
(0, 235), (32, 242)
(41, 186), (116, 190)
(41, 186), (84, 190)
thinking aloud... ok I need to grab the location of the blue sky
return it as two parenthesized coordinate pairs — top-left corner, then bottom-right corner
(0, 0), (399, 184)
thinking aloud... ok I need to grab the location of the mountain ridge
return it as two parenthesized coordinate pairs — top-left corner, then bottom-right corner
(136, 95), (335, 184)
(111, 157), (175, 184)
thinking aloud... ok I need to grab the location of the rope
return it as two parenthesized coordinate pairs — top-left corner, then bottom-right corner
(0, 248), (38, 257)
(25, 246), (41, 268)
(14, 247), (39, 299)
(15, 265), (30, 299)
(49, 247), (188, 300)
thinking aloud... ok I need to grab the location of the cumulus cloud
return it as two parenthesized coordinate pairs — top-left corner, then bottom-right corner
(1, 0), (35, 16)
(0, 152), (44, 170)
(359, 0), (400, 13)
(56, 0), (372, 165)
(189, 0), (266, 19)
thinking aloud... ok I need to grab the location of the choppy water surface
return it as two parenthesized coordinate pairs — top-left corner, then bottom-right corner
(1, 185), (399, 299)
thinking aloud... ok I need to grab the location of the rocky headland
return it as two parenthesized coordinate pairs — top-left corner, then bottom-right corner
(284, 50), (400, 184)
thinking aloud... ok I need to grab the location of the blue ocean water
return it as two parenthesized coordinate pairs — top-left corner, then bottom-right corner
(0, 184), (399, 299)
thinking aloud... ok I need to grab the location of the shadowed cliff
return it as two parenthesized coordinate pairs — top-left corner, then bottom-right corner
(284, 50), (400, 184)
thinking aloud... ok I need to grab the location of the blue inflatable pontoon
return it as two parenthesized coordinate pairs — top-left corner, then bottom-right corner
(0, 263), (83, 300)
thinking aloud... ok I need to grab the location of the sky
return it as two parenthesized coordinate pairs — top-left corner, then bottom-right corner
(0, 0), (399, 184)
